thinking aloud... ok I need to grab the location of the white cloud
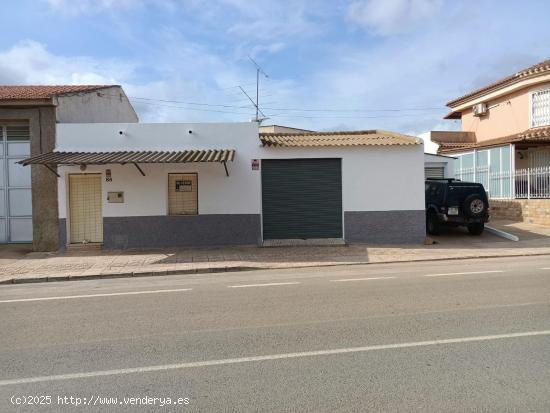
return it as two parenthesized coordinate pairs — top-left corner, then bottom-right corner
(0, 40), (132, 84)
(45, 0), (144, 15)
(0, 38), (255, 122)
(8, 0), (550, 135)
(347, 0), (443, 36)
(227, 8), (317, 41)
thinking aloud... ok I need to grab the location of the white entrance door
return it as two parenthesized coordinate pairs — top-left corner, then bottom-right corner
(0, 124), (32, 243)
(69, 174), (103, 244)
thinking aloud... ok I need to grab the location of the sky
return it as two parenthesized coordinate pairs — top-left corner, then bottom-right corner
(1, 0), (549, 137)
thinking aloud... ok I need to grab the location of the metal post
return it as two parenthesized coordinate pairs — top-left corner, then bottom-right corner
(527, 167), (531, 199)
(255, 68), (259, 122)
(133, 163), (146, 176)
(511, 144), (515, 199)
(473, 150), (477, 183)
(500, 148), (503, 198)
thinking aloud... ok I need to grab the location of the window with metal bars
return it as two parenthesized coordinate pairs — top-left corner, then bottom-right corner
(168, 173), (198, 215)
(532, 88), (550, 127)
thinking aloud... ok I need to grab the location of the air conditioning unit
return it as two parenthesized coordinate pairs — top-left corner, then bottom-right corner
(473, 103), (488, 117)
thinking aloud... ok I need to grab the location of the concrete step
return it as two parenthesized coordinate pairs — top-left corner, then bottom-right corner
(262, 238), (346, 247)
(66, 243), (103, 252)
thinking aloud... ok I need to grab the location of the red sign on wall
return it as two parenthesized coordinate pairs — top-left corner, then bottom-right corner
(251, 159), (260, 170)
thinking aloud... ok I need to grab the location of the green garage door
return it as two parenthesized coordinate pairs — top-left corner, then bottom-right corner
(262, 158), (342, 239)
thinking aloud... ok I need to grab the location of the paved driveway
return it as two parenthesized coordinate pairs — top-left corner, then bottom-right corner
(431, 219), (550, 246)
(0, 244), (32, 266)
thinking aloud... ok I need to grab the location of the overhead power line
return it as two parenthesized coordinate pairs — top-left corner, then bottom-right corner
(119, 94), (442, 113)
(129, 96), (253, 109)
(127, 100), (256, 116)
(126, 99), (439, 119)
(97, 91), (444, 119)
(261, 106), (441, 113)
(264, 112), (433, 120)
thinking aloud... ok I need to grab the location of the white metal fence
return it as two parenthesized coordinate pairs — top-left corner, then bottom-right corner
(455, 166), (550, 199)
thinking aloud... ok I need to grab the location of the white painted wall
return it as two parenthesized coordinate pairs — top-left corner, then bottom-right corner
(57, 122), (261, 218)
(424, 153), (456, 178)
(260, 146), (425, 212)
(418, 132), (439, 154)
(56, 122), (425, 220)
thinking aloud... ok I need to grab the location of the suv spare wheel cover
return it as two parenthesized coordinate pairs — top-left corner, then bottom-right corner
(464, 194), (485, 217)
(471, 199), (484, 213)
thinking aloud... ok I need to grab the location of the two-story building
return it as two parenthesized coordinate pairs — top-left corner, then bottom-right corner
(431, 59), (550, 224)
(0, 85), (138, 249)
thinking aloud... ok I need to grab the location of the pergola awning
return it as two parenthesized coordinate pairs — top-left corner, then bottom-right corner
(18, 149), (235, 166)
(18, 149), (236, 177)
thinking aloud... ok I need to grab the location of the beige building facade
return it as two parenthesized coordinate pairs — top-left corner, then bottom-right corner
(430, 59), (550, 224)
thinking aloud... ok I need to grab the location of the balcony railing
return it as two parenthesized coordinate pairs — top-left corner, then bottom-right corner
(455, 166), (550, 199)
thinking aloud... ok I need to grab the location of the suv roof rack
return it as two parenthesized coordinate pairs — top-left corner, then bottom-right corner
(426, 178), (461, 182)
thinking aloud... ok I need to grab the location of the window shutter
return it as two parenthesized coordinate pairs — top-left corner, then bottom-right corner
(6, 125), (30, 141)
(425, 167), (444, 179)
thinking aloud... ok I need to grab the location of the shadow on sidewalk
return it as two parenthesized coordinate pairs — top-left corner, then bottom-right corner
(11, 220), (550, 273)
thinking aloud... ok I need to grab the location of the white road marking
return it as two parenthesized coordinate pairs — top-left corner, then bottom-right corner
(227, 282), (301, 288)
(423, 270), (505, 277)
(329, 277), (397, 282)
(0, 288), (192, 304)
(540, 268), (550, 270)
(1, 330), (548, 386)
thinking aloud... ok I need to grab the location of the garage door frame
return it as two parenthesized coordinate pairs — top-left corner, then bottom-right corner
(261, 158), (343, 240)
(0, 123), (33, 243)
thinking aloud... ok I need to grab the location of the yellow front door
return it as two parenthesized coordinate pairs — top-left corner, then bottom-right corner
(69, 174), (103, 243)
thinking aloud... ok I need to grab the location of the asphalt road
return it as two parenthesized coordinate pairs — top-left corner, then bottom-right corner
(1, 255), (549, 412)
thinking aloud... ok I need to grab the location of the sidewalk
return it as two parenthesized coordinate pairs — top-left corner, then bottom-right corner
(2, 220), (550, 284)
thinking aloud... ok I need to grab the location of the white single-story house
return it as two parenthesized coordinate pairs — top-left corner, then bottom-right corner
(424, 153), (456, 179)
(20, 123), (426, 249)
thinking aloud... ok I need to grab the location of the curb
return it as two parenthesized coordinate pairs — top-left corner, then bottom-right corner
(485, 226), (520, 242)
(3, 251), (550, 285)
(0, 266), (265, 285)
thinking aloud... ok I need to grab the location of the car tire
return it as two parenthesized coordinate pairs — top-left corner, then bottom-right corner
(463, 194), (487, 218)
(426, 211), (440, 235)
(467, 222), (484, 235)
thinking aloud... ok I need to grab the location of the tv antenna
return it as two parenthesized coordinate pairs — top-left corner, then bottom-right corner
(241, 55), (269, 122)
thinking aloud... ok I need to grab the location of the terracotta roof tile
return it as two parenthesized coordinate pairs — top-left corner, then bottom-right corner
(447, 59), (550, 107)
(437, 126), (550, 154)
(259, 130), (420, 147)
(0, 85), (116, 100)
(437, 142), (476, 154)
(517, 126), (550, 140)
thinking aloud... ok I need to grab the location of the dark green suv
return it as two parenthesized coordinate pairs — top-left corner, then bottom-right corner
(425, 179), (490, 235)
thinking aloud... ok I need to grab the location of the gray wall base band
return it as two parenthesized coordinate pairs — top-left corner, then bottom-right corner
(344, 210), (425, 244)
(103, 214), (262, 249)
(58, 218), (67, 251)
(60, 210), (424, 249)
